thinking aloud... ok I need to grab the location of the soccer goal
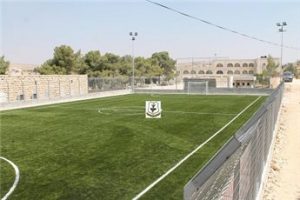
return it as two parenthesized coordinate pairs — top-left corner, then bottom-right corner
(187, 81), (208, 95)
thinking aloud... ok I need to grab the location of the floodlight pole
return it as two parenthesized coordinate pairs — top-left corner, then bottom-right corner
(276, 22), (287, 74)
(129, 32), (138, 92)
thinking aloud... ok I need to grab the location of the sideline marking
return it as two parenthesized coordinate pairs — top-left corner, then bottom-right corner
(132, 96), (262, 200)
(0, 156), (20, 200)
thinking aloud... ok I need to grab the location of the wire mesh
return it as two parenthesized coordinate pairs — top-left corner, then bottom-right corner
(184, 82), (284, 200)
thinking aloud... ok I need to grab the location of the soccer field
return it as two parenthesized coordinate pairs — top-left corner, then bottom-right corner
(0, 94), (266, 200)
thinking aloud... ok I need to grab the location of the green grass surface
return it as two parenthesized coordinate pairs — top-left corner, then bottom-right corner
(0, 94), (266, 200)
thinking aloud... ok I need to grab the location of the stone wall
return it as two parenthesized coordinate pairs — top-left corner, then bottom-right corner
(0, 75), (88, 103)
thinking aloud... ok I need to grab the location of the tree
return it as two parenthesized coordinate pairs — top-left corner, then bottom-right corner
(35, 45), (177, 79)
(0, 56), (9, 75)
(83, 50), (102, 74)
(35, 45), (83, 75)
(263, 55), (279, 78)
(151, 52), (176, 80)
(118, 55), (132, 76)
(101, 53), (121, 77)
(283, 63), (298, 78)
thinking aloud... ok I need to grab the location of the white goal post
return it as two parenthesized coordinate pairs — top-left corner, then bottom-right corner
(187, 81), (208, 95)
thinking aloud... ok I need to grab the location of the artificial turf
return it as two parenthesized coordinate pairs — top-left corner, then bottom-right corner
(0, 94), (266, 200)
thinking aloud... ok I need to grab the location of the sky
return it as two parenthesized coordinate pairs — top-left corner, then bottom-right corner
(1, 0), (300, 65)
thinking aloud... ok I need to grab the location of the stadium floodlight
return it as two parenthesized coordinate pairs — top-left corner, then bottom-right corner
(276, 21), (287, 80)
(129, 32), (138, 91)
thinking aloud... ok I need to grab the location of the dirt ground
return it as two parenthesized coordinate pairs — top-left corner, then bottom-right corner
(262, 79), (300, 200)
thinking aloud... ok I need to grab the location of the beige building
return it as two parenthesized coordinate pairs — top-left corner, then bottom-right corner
(176, 56), (280, 88)
(8, 63), (39, 76)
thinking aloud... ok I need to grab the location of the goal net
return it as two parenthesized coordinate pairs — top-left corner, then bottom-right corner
(187, 81), (208, 95)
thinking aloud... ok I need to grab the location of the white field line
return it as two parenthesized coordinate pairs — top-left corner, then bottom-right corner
(132, 96), (262, 200)
(97, 107), (237, 116)
(165, 110), (236, 116)
(0, 156), (20, 200)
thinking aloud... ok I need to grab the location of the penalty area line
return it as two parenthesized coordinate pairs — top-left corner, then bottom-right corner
(0, 156), (20, 200)
(132, 96), (262, 200)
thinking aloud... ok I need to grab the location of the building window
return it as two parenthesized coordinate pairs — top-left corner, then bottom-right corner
(249, 70), (254, 74)
(191, 70), (196, 74)
(183, 70), (189, 74)
(234, 63), (240, 67)
(242, 70), (248, 74)
(216, 63), (223, 67)
(249, 63), (254, 67)
(198, 70), (205, 74)
(247, 82), (250, 86)
(242, 82), (245, 86)
(234, 70), (240, 74)
(227, 63), (233, 67)
(242, 63), (248, 67)
(216, 70), (223, 74)
(206, 70), (213, 74)
(227, 70), (233, 74)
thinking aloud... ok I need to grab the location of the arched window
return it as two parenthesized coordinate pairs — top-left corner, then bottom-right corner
(227, 70), (233, 74)
(234, 63), (240, 67)
(183, 70), (189, 74)
(249, 70), (254, 74)
(216, 70), (223, 74)
(191, 70), (196, 74)
(227, 63), (233, 67)
(234, 70), (240, 74)
(206, 70), (213, 74)
(243, 63), (248, 67)
(242, 70), (248, 74)
(216, 63), (223, 67)
(198, 70), (205, 74)
(249, 63), (254, 67)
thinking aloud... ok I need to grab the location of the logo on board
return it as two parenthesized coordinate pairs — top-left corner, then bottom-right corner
(145, 101), (162, 118)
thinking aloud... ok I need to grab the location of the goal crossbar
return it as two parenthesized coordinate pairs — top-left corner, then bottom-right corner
(187, 81), (208, 95)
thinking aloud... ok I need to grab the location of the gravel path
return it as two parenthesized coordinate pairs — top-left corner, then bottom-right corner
(262, 79), (300, 200)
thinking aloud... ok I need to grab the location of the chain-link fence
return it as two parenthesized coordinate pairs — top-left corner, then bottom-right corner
(88, 77), (129, 92)
(134, 86), (274, 96)
(184, 82), (284, 200)
(88, 76), (178, 93)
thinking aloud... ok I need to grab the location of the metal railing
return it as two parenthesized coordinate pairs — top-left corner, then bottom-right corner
(184, 82), (284, 200)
